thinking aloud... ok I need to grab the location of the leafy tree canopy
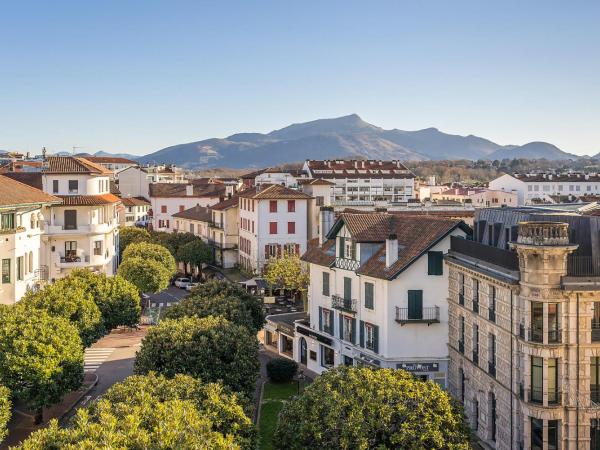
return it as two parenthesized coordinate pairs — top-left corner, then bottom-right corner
(176, 239), (213, 271)
(165, 281), (264, 332)
(134, 316), (260, 398)
(273, 366), (471, 450)
(118, 226), (151, 257)
(0, 385), (10, 443)
(264, 252), (309, 294)
(117, 256), (171, 293)
(19, 277), (104, 346)
(122, 241), (177, 275)
(69, 269), (141, 330)
(0, 306), (83, 411)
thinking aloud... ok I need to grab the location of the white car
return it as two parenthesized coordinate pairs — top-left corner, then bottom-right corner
(174, 277), (191, 289)
(186, 282), (200, 291)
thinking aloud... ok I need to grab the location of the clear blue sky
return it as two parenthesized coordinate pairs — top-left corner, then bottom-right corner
(1, 0), (599, 156)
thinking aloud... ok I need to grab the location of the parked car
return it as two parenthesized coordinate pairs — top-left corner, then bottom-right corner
(174, 277), (191, 289)
(186, 282), (200, 292)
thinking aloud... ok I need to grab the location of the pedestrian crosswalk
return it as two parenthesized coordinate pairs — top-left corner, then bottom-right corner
(84, 347), (115, 373)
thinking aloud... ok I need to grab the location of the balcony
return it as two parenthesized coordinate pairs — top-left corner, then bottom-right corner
(58, 253), (90, 267)
(331, 295), (357, 313)
(527, 327), (562, 344)
(209, 221), (224, 230)
(567, 255), (600, 277)
(450, 236), (519, 271)
(334, 257), (360, 271)
(395, 306), (440, 325)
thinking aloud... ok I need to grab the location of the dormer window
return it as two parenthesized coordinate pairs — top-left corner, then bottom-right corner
(338, 236), (355, 260)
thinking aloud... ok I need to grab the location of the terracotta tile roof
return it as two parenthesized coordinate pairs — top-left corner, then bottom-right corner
(2, 172), (43, 190)
(149, 183), (225, 198)
(0, 175), (60, 207)
(172, 205), (212, 222)
(84, 156), (137, 165)
(303, 212), (469, 280)
(57, 194), (121, 206)
(121, 196), (150, 207)
(306, 159), (415, 179)
(238, 184), (312, 200)
(210, 195), (239, 211)
(44, 156), (112, 175)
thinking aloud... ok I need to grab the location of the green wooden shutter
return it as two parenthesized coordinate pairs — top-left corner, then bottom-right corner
(339, 237), (345, 258)
(344, 277), (352, 300)
(428, 251), (443, 275)
(318, 306), (323, 331)
(339, 314), (344, 339)
(365, 283), (374, 309)
(351, 318), (357, 344)
(322, 272), (330, 296)
(408, 290), (423, 320)
(373, 325), (379, 353)
(359, 320), (364, 347)
(329, 311), (335, 336)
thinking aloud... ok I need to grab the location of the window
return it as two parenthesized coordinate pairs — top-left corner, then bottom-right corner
(592, 357), (600, 403)
(190, 223), (195, 234)
(316, 196), (324, 206)
(548, 358), (558, 404)
(427, 251), (443, 275)
(343, 277), (352, 301)
(0, 213), (15, 230)
(52, 179), (59, 193)
(490, 393), (496, 442)
(269, 222), (277, 234)
(16, 256), (23, 281)
(322, 272), (330, 296)
(28, 252), (33, 273)
(531, 417), (543, 450)
(161, 205), (167, 213)
(364, 282), (374, 309)
(1, 259), (10, 284)
(64, 210), (77, 230)
(489, 285), (496, 322)
(407, 290), (423, 320)
(459, 368), (465, 402)
(321, 307), (333, 335)
(364, 322), (377, 352)
(287, 221), (295, 234)
(472, 279), (479, 313)
(68, 180), (78, 193)
(548, 303), (560, 343)
(338, 236), (346, 258)
(342, 316), (354, 342)
(531, 301), (544, 343)
(472, 324), (479, 364)
(473, 399), (479, 431)
(65, 241), (77, 259)
(547, 420), (558, 450)
(458, 273), (465, 305)
(94, 240), (103, 256)
(287, 200), (295, 212)
(321, 345), (334, 367)
(459, 316), (465, 353)
(488, 334), (496, 376)
(269, 200), (277, 213)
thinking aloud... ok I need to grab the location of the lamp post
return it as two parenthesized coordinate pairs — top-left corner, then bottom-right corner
(297, 370), (305, 395)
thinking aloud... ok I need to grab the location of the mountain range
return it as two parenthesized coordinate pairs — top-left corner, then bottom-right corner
(88, 115), (587, 168)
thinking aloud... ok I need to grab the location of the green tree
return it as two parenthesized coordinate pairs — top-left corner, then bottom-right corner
(273, 366), (471, 450)
(0, 385), (10, 443)
(122, 241), (177, 275)
(0, 306), (83, 414)
(165, 280), (264, 332)
(134, 316), (260, 398)
(117, 256), (171, 293)
(69, 269), (141, 329)
(176, 239), (213, 276)
(264, 251), (309, 308)
(118, 226), (150, 257)
(16, 400), (236, 449)
(19, 278), (104, 346)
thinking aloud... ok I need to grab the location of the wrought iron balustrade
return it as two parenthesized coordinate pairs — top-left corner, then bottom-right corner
(395, 306), (440, 325)
(331, 295), (357, 313)
(334, 257), (360, 271)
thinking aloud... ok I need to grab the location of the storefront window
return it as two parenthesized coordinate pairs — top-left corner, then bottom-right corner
(320, 345), (334, 367)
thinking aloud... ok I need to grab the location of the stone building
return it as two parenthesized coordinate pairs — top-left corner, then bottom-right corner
(446, 206), (600, 450)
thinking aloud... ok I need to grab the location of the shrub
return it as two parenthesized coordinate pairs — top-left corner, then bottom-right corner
(0, 385), (10, 442)
(266, 358), (298, 383)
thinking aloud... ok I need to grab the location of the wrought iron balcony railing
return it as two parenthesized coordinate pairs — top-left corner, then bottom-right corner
(334, 257), (360, 271)
(395, 306), (440, 325)
(331, 295), (357, 313)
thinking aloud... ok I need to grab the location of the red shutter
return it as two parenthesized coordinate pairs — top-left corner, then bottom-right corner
(295, 244), (300, 255)
(270, 222), (277, 234)
(288, 221), (295, 234)
(288, 200), (295, 212)
(270, 200), (277, 213)
(264, 245), (269, 259)
(166, 219), (170, 228)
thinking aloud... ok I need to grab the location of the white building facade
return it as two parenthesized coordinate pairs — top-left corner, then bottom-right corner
(297, 210), (468, 386)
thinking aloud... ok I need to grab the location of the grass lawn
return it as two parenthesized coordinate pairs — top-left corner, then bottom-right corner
(258, 381), (297, 450)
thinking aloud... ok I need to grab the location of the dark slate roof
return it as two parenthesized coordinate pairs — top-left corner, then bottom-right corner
(172, 205), (212, 222)
(303, 212), (469, 280)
